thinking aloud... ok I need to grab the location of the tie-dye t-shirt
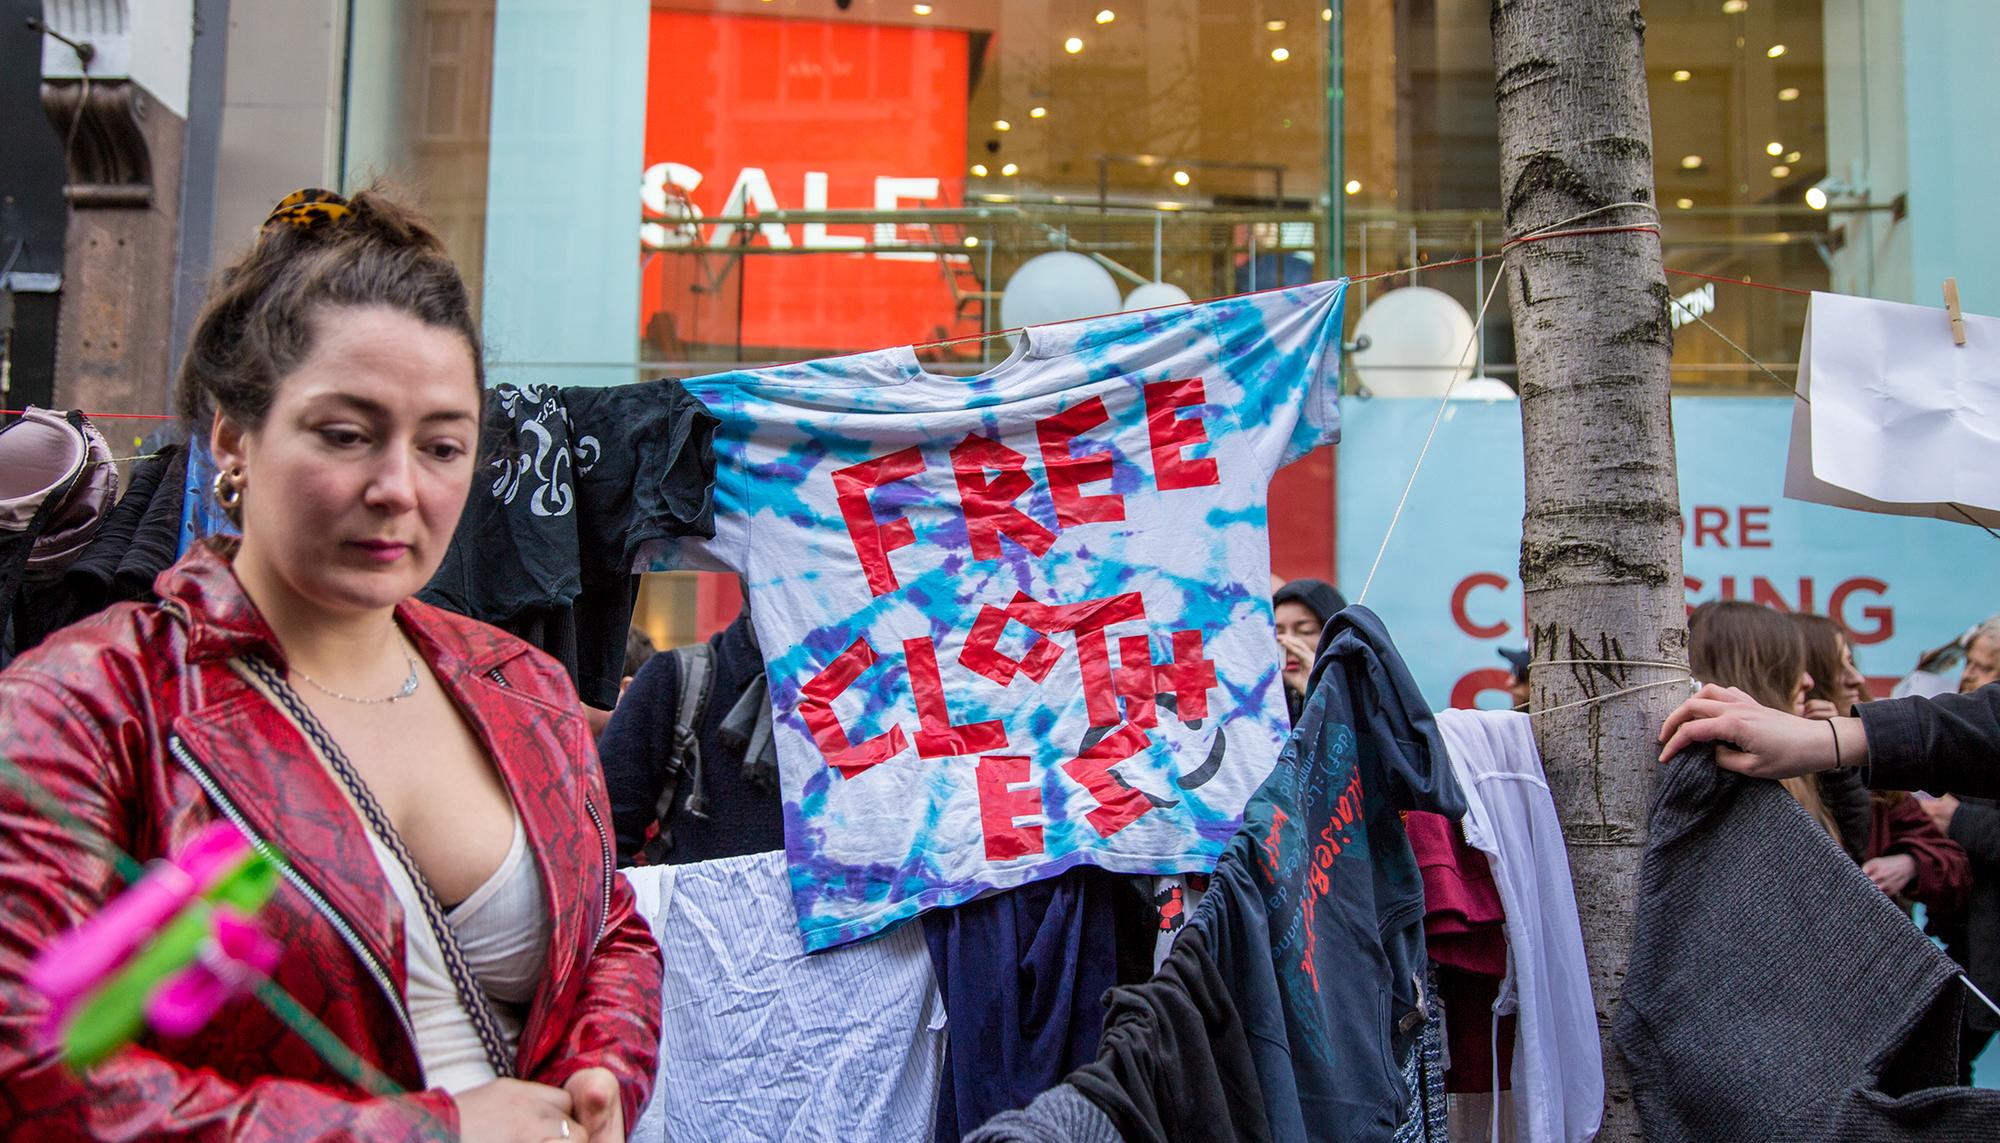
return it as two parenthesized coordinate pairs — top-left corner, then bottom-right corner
(651, 280), (1347, 949)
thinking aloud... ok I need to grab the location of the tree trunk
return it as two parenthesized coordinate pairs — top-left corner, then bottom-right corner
(1490, 2), (1684, 1139)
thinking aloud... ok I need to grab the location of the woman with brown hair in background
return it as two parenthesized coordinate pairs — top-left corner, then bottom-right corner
(1790, 612), (1969, 911)
(1688, 601), (1843, 839)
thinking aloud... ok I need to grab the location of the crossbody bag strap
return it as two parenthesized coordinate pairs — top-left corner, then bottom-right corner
(242, 654), (518, 1079)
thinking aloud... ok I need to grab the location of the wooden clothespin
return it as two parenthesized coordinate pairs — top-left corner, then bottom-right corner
(1945, 277), (1967, 346)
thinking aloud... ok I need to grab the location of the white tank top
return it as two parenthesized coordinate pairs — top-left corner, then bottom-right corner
(369, 814), (552, 1093)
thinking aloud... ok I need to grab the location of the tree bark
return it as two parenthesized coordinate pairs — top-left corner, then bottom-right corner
(1490, 3), (1683, 1139)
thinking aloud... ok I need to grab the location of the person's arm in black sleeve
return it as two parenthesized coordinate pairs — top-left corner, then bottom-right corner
(1857, 682), (2000, 797)
(597, 650), (681, 864)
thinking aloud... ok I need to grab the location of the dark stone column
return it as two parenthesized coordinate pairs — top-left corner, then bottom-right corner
(41, 77), (185, 417)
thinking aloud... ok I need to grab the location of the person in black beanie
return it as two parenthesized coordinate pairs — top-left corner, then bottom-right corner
(1499, 646), (1532, 710)
(1273, 577), (1346, 723)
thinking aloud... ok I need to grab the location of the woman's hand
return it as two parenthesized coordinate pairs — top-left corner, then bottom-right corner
(565, 1068), (625, 1143)
(1658, 684), (1859, 777)
(455, 1079), (584, 1142)
(1862, 853), (1918, 897)
(1800, 698), (1839, 721)
(1277, 631), (1317, 691)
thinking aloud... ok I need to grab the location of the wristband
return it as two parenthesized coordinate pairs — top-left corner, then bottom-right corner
(1828, 718), (1868, 784)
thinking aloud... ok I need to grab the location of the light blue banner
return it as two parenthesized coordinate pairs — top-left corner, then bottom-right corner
(1337, 396), (2000, 710)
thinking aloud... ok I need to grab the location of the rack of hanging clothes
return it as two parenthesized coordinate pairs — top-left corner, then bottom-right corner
(0, 407), (188, 668)
(954, 609), (1605, 1143)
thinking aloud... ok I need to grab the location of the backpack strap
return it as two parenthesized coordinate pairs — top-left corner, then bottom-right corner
(641, 642), (715, 864)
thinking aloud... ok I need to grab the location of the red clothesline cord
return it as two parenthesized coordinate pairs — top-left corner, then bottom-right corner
(1664, 267), (1815, 298)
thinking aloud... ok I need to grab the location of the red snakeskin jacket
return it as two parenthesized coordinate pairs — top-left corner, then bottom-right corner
(0, 545), (662, 1140)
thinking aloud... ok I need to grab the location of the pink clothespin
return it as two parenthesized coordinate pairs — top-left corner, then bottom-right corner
(30, 822), (281, 1066)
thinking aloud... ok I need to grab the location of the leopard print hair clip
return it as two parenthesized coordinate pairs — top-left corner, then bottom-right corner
(260, 188), (352, 233)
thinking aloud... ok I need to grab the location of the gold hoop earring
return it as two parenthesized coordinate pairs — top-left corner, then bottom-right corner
(212, 469), (243, 510)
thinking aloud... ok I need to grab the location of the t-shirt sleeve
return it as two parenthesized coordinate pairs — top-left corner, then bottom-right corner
(1212, 280), (1348, 479)
(642, 384), (751, 575)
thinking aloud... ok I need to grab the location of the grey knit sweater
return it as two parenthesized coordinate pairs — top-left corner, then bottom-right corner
(963, 1085), (1122, 1143)
(1615, 751), (2000, 1141)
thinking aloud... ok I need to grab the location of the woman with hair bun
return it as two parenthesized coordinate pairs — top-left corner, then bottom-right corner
(0, 187), (661, 1141)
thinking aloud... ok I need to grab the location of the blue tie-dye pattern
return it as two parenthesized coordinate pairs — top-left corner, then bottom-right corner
(659, 280), (1347, 950)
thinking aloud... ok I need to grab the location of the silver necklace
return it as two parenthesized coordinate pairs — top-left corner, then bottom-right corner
(293, 648), (422, 705)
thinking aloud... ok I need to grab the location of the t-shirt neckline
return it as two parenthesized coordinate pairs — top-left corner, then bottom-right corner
(887, 324), (1042, 389)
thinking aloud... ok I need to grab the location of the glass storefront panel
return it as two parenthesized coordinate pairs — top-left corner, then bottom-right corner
(637, 1), (1336, 376)
(343, 0), (1858, 392)
(343, 0), (497, 317)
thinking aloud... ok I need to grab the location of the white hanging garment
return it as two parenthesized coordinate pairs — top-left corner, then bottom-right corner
(1434, 707), (1603, 1143)
(621, 853), (947, 1143)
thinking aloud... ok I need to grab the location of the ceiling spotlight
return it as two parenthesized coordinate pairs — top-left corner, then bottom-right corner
(1029, 106), (1047, 119)
(994, 119), (1011, 132)
(1094, 8), (1115, 23)
(1767, 43), (1787, 58)
(1344, 179), (1362, 195)
(1806, 175), (1866, 211)
(1680, 154), (1703, 170)
(1765, 141), (1784, 156)
(1770, 165), (1791, 178)
(1672, 69), (1691, 82)
(1722, 0), (1747, 12)
(1676, 198), (1694, 210)
(1785, 150), (1801, 163)
(964, 236), (980, 248)
(1266, 19), (1286, 31)
(970, 163), (988, 176)
(912, 3), (933, 13)
(1001, 162), (1019, 176)
(1064, 36), (1084, 53)
(1778, 87), (1801, 102)
(1270, 46), (1291, 62)
(1173, 170), (1191, 186)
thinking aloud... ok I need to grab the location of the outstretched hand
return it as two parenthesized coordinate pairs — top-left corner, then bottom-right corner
(1658, 684), (1857, 778)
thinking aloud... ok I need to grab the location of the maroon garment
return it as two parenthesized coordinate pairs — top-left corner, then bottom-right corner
(0, 544), (663, 1139)
(1406, 810), (1516, 1092)
(1870, 794), (1972, 913)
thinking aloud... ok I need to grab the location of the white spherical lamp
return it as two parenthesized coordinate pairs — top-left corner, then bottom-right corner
(1448, 377), (1517, 401)
(1122, 281), (1193, 312)
(1351, 286), (1478, 398)
(1000, 252), (1124, 340)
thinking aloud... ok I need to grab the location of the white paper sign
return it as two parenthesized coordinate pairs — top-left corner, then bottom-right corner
(1784, 290), (2000, 528)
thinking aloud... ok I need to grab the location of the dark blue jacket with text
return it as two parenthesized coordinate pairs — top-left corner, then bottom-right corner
(1198, 604), (1466, 1142)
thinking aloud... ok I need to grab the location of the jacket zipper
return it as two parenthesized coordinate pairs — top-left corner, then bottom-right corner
(488, 667), (613, 944)
(581, 797), (612, 944)
(168, 736), (422, 1063)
